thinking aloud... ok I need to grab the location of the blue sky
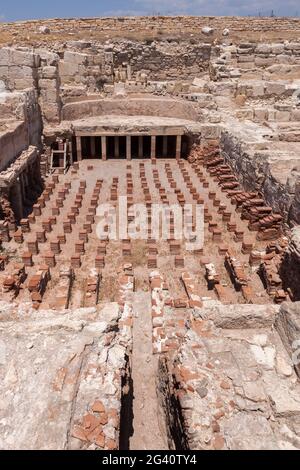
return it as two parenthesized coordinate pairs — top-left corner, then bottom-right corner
(0, 0), (299, 22)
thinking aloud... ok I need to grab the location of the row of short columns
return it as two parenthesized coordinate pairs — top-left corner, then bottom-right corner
(76, 135), (182, 161)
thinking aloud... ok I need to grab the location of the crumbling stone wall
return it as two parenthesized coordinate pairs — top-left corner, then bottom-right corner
(211, 42), (300, 80)
(280, 227), (300, 301)
(1, 16), (300, 45)
(61, 97), (199, 122)
(111, 41), (211, 80)
(220, 128), (300, 225)
(0, 48), (40, 91)
(0, 89), (41, 171)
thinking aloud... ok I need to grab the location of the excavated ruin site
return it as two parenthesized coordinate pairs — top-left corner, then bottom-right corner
(0, 16), (300, 450)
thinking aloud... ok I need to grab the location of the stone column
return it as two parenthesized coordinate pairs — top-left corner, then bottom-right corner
(126, 136), (132, 161)
(68, 139), (73, 165)
(11, 179), (23, 221)
(163, 136), (168, 157)
(151, 136), (156, 160)
(176, 135), (182, 160)
(101, 136), (107, 161)
(138, 136), (143, 158)
(76, 136), (82, 162)
(91, 136), (96, 158)
(114, 136), (120, 158)
(127, 64), (132, 81)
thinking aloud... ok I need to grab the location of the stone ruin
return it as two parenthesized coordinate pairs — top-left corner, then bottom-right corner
(0, 15), (300, 450)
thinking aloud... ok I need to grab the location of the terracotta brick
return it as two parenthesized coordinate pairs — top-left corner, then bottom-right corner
(67, 213), (76, 225)
(169, 241), (181, 255)
(83, 223), (92, 233)
(63, 221), (72, 233)
(175, 256), (184, 268)
(50, 240), (61, 255)
(75, 241), (85, 254)
(90, 198), (98, 207)
(148, 255), (157, 269)
(57, 234), (66, 245)
(227, 222), (237, 232)
(95, 256), (105, 269)
(234, 229), (244, 242)
(28, 214), (36, 225)
(148, 245), (158, 255)
(57, 190), (66, 200)
(22, 252), (33, 267)
(33, 204), (41, 216)
(13, 229), (24, 244)
(36, 229), (46, 243)
(71, 206), (79, 215)
(52, 207), (60, 216)
(86, 214), (95, 224)
(71, 255), (81, 268)
(222, 211), (232, 222)
(37, 197), (45, 209)
(44, 251), (56, 268)
(97, 243), (107, 255)
(43, 190), (50, 202)
(218, 244), (228, 255)
(20, 219), (30, 233)
(42, 219), (52, 233)
(241, 238), (254, 254)
(27, 238), (39, 255)
(56, 198), (64, 208)
(88, 207), (96, 216)
(212, 228), (222, 242)
(79, 230), (88, 243)
(208, 221), (218, 233)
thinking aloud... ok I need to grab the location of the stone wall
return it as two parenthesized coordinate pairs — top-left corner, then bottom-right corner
(0, 48), (40, 91)
(1, 16), (300, 45)
(62, 97), (199, 122)
(0, 122), (28, 172)
(0, 88), (41, 171)
(280, 227), (300, 300)
(219, 128), (300, 225)
(210, 42), (300, 81)
(112, 41), (211, 80)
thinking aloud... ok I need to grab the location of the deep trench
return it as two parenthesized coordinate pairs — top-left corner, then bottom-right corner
(119, 351), (190, 450)
(118, 291), (189, 450)
(119, 354), (134, 450)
